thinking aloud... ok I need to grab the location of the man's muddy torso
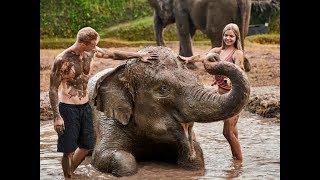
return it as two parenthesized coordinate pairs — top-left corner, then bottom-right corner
(57, 49), (95, 104)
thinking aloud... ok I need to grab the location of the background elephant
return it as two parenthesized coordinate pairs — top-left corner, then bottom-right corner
(148, 0), (251, 57)
(88, 46), (250, 177)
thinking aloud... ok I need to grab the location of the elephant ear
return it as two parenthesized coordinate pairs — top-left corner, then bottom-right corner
(88, 65), (133, 125)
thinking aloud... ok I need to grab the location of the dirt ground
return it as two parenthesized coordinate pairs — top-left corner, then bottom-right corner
(40, 42), (279, 92)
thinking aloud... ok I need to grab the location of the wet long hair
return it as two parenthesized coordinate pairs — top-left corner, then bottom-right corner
(221, 23), (243, 50)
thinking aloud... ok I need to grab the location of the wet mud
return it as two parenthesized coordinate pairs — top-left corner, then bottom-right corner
(40, 111), (279, 179)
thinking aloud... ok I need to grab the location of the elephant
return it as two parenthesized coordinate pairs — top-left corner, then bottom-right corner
(148, 0), (252, 71)
(88, 46), (250, 177)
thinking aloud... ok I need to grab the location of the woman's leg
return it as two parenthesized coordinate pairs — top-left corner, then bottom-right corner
(223, 115), (242, 161)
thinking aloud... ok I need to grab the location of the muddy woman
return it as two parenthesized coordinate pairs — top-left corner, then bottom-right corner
(49, 27), (157, 178)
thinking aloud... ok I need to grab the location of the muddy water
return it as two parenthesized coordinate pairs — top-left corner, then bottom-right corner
(40, 111), (279, 179)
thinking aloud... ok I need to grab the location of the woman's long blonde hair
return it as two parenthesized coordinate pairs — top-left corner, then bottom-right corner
(221, 23), (243, 50)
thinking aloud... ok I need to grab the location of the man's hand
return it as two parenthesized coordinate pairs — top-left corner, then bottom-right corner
(54, 116), (65, 135)
(139, 52), (158, 63)
(94, 47), (107, 58)
(93, 46), (106, 54)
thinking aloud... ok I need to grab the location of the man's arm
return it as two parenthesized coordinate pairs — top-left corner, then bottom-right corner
(49, 58), (66, 134)
(49, 58), (63, 120)
(95, 49), (157, 62)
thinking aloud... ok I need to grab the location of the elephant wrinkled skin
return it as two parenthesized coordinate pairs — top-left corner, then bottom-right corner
(88, 46), (250, 177)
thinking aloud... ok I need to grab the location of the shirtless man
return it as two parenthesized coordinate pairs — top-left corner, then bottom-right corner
(49, 27), (157, 178)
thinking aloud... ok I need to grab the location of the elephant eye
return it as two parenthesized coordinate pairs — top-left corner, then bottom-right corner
(160, 85), (168, 93)
(154, 84), (171, 97)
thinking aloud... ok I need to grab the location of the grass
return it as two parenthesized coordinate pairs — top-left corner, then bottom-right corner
(41, 34), (279, 49)
(100, 16), (208, 41)
(40, 38), (158, 49)
(41, 17), (279, 49)
(100, 16), (155, 41)
(246, 34), (280, 44)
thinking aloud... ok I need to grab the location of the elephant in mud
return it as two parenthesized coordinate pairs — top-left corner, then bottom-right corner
(148, 0), (252, 57)
(88, 46), (250, 177)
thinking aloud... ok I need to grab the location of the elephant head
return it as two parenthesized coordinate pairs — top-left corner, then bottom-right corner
(89, 46), (250, 132)
(148, 0), (174, 26)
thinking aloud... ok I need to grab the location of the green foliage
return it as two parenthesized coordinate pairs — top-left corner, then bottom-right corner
(41, 18), (279, 49)
(101, 16), (155, 41)
(41, 0), (280, 44)
(102, 16), (208, 41)
(246, 34), (280, 44)
(40, 38), (157, 49)
(41, 0), (280, 38)
(41, 34), (279, 49)
(40, 38), (76, 49)
(268, 11), (280, 33)
(40, 0), (153, 38)
(250, 2), (280, 33)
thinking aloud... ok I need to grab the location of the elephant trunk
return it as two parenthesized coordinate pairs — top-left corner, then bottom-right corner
(180, 61), (250, 123)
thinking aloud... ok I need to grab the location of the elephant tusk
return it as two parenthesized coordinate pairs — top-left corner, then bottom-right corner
(181, 123), (190, 139)
(180, 122), (197, 161)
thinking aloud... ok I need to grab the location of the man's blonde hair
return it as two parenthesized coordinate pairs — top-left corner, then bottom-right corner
(76, 27), (100, 44)
(221, 23), (242, 50)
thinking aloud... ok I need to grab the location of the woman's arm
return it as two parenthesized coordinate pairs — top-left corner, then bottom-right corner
(233, 50), (245, 71)
(178, 47), (222, 63)
(207, 47), (222, 54)
(178, 54), (204, 63)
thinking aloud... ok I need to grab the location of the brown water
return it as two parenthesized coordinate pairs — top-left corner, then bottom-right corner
(40, 110), (279, 179)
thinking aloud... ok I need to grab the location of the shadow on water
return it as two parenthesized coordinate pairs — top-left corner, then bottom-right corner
(40, 110), (279, 179)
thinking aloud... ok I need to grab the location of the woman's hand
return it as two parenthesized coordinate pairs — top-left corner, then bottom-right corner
(178, 55), (202, 64)
(206, 52), (221, 62)
(177, 55), (191, 64)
